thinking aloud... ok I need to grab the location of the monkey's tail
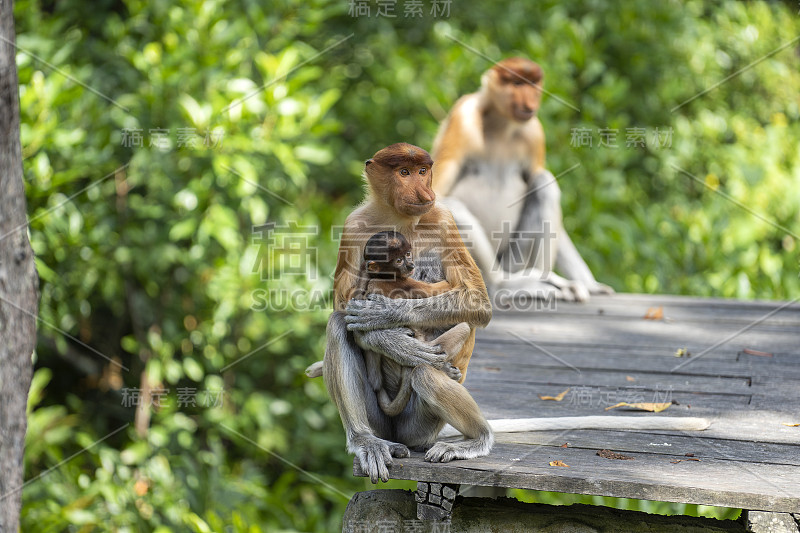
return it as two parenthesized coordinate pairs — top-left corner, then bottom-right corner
(438, 416), (710, 438)
(305, 361), (324, 378)
(377, 369), (413, 417)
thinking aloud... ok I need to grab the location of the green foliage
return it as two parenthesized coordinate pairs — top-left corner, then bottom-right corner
(14, 0), (799, 530)
(511, 489), (741, 521)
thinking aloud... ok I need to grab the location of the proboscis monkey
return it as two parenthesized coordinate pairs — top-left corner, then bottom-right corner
(308, 143), (709, 484)
(320, 143), (495, 483)
(432, 57), (614, 301)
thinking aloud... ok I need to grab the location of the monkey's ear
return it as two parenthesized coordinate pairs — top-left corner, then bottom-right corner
(365, 159), (373, 166)
(366, 260), (379, 272)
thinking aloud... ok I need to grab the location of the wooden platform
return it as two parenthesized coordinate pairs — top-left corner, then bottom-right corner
(354, 294), (800, 514)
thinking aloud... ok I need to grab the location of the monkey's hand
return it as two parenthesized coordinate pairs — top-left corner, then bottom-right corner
(356, 327), (447, 367)
(588, 282), (615, 295)
(541, 272), (591, 302)
(436, 362), (462, 382)
(345, 294), (412, 331)
(349, 434), (410, 483)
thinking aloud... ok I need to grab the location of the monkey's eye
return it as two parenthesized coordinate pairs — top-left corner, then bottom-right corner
(512, 79), (525, 86)
(395, 258), (403, 265)
(419, 167), (427, 175)
(400, 168), (410, 177)
(405, 251), (412, 258)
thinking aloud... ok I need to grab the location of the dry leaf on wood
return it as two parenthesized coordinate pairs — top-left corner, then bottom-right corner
(644, 307), (664, 320)
(597, 449), (634, 460)
(549, 460), (570, 467)
(625, 376), (636, 382)
(538, 388), (570, 401)
(782, 422), (800, 427)
(671, 458), (700, 464)
(674, 347), (691, 358)
(561, 443), (569, 448)
(605, 402), (671, 413)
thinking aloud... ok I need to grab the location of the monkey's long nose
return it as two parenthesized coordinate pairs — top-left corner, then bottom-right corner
(417, 187), (435, 204)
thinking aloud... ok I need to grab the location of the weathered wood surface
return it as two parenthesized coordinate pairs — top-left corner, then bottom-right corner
(354, 294), (800, 513)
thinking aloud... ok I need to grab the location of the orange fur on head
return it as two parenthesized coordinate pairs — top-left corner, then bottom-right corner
(486, 57), (544, 122)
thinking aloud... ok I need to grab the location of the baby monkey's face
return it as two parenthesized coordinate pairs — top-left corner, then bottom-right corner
(392, 249), (415, 279)
(364, 231), (417, 281)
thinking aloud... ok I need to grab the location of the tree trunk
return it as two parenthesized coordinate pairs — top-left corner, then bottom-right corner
(0, 0), (39, 531)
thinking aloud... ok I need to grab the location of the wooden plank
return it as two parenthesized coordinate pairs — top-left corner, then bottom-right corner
(480, 316), (800, 355)
(476, 338), (740, 361)
(356, 442), (800, 513)
(499, 294), (800, 325)
(493, 429), (800, 467)
(471, 343), (800, 380)
(470, 388), (749, 416)
(468, 366), (751, 394)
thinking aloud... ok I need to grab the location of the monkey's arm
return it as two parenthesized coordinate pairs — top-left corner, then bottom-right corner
(555, 230), (592, 281)
(527, 168), (612, 295)
(346, 209), (492, 331)
(355, 328), (462, 377)
(334, 217), (378, 309)
(369, 278), (452, 298)
(411, 279), (452, 296)
(431, 96), (484, 195)
(525, 118), (547, 176)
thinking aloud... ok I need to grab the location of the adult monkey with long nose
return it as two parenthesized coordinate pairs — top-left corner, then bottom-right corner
(432, 57), (613, 301)
(323, 142), (494, 484)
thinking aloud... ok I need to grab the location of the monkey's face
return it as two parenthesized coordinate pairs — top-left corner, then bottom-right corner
(390, 164), (435, 217)
(366, 250), (414, 280)
(393, 249), (415, 278)
(366, 143), (436, 218)
(489, 59), (543, 123)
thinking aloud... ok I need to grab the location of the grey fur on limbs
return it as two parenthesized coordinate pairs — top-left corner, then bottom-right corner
(324, 308), (493, 484)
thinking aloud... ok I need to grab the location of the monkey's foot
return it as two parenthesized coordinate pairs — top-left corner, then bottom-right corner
(589, 282), (615, 295)
(546, 275), (589, 302)
(304, 361), (323, 378)
(501, 277), (580, 303)
(391, 443), (410, 457)
(424, 437), (493, 463)
(565, 282), (590, 302)
(350, 435), (410, 483)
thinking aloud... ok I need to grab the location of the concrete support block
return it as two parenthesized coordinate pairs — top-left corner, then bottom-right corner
(342, 490), (749, 532)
